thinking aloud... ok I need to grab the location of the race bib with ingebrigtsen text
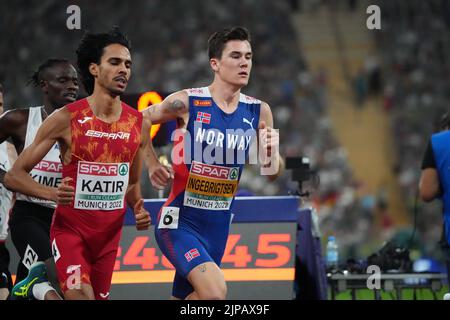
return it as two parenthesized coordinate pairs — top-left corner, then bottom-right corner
(183, 161), (239, 211)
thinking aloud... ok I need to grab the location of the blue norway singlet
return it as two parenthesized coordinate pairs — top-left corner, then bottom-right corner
(155, 86), (261, 298)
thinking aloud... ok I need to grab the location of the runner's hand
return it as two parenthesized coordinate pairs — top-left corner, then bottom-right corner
(134, 199), (151, 230)
(259, 121), (279, 160)
(149, 164), (174, 190)
(55, 177), (74, 205)
(259, 121), (280, 174)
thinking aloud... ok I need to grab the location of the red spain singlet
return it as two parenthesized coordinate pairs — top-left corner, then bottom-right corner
(50, 98), (142, 299)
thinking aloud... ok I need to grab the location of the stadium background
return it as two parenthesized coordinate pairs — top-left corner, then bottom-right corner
(1, 0), (450, 299)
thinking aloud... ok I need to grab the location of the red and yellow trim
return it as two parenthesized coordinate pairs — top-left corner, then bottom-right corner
(111, 268), (294, 284)
(12, 268), (294, 286)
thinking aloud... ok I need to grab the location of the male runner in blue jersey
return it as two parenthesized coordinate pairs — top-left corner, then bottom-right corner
(143, 26), (284, 300)
(419, 113), (450, 294)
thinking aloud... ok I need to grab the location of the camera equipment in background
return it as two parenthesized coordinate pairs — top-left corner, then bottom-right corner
(286, 156), (320, 198)
(337, 242), (412, 275)
(367, 241), (412, 273)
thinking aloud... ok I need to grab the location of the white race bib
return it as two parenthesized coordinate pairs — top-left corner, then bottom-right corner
(74, 161), (129, 211)
(183, 161), (239, 211)
(158, 206), (180, 229)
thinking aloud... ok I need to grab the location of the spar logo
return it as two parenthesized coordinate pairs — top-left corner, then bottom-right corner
(229, 168), (238, 180)
(119, 164), (128, 176)
(190, 161), (239, 180)
(34, 160), (63, 173)
(79, 162), (119, 176)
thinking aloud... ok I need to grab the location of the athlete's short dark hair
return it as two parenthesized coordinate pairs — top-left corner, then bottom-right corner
(76, 26), (131, 95)
(207, 26), (251, 59)
(29, 58), (70, 87)
(0, 83), (3, 93)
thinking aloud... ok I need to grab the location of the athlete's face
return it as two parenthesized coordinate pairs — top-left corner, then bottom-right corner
(43, 63), (79, 109)
(0, 92), (3, 114)
(211, 40), (252, 87)
(94, 43), (131, 96)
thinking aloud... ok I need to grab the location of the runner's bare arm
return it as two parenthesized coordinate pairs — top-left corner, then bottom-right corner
(0, 109), (26, 144)
(140, 91), (187, 189)
(419, 168), (440, 202)
(258, 101), (285, 180)
(143, 135), (174, 190)
(126, 117), (149, 207)
(126, 117), (151, 230)
(141, 90), (189, 124)
(4, 108), (70, 201)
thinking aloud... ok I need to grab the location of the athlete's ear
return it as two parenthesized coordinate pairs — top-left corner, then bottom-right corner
(40, 80), (48, 93)
(210, 58), (219, 72)
(89, 63), (99, 78)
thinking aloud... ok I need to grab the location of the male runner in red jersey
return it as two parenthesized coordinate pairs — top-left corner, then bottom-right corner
(5, 27), (151, 300)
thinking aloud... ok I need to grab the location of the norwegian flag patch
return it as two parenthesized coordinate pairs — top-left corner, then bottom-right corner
(184, 248), (201, 262)
(196, 112), (211, 124)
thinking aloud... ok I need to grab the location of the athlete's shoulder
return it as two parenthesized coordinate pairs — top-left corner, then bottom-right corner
(259, 100), (272, 116)
(0, 107), (29, 126)
(48, 105), (71, 123)
(65, 98), (88, 112)
(0, 107), (29, 120)
(239, 93), (262, 105)
(432, 130), (450, 142)
(167, 90), (189, 106)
